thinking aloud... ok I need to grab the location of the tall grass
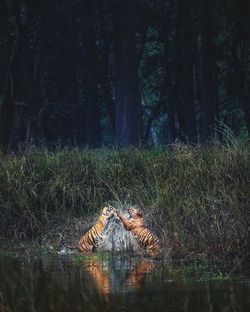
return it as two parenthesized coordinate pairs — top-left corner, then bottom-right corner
(0, 143), (249, 262)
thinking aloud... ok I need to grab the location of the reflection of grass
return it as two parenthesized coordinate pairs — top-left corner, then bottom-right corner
(74, 252), (111, 264)
(0, 250), (17, 257)
(153, 259), (237, 282)
(0, 144), (249, 267)
(183, 261), (231, 281)
(74, 255), (237, 282)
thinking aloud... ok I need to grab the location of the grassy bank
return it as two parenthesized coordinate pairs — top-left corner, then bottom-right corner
(0, 144), (249, 264)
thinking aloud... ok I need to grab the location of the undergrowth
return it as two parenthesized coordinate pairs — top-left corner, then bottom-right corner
(0, 143), (249, 263)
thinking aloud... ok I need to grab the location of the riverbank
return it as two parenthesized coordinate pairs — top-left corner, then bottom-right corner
(0, 144), (249, 270)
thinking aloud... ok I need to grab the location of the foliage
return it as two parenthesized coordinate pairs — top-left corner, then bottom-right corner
(0, 0), (249, 151)
(0, 144), (249, 263)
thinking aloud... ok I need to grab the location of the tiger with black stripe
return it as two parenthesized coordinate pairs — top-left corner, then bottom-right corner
(77, 205), (115, 253)
(116, 207), (162, 257)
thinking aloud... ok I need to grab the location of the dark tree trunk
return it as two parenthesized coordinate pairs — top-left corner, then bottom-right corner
(231, 14), (250, 138)
(112, 0), (142, 146)
(84, 42), (101, 148)
(25, 53), (45, 148)
(0, 21), (23, 153)
(81, 2), (101, 148)
(167, 84), (180, 143)
(1, 2), (48, 151)
(244, 102), (250, 135)
(71, 72), (84, 147)
(81, 40), (101, 149)
(99, 70), (115, 136)
(99, 24), (115, 136)
(24, 15), (47, 149)
(164, 0), (181, 144)
(0, 96), (15, 153)
(167, 67), (181, 145)
(180, 0), (197, 142)
(69, 6), (85, 147)
(200, 0), (217, 140)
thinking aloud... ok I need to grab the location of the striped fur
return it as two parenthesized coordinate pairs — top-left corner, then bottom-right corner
(77, 205), (115, 253)
(117, 207), (162, 257)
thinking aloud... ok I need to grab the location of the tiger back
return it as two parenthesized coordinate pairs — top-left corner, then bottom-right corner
(117, 207), (162, 257)
(133, 226), (161, 257)
(77, 205), (115, 253)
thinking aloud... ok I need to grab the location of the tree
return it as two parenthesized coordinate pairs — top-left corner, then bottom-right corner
(179, 0), (197, 142)
(200, 0), (217, 140)
(112, 0), (143, 146)
(79, 1), (101, 147)
(0, 0), (249, 153)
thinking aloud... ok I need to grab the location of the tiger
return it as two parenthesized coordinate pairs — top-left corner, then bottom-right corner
(116, 207), (162, 257)
(77, 205), (115, 253)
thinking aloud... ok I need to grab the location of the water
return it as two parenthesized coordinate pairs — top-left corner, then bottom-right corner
(98, 213), (141, 253)
(0, 253), (249, 312)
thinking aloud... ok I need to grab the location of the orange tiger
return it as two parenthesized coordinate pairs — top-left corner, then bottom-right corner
(116, 207), (162, 257)
(77, 205), (115, 253)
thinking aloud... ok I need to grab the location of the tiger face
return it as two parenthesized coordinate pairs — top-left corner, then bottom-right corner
(128, 207), (143, 219)
(99, 205), (115, 224)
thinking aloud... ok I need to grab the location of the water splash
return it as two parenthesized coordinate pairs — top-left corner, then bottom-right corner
(57, 246), (77, 255)
(97, 212), (140, 254)
(56, 208), (142, 255)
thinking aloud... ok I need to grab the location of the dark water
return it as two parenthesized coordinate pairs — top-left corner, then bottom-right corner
(0, 254), (249, 312)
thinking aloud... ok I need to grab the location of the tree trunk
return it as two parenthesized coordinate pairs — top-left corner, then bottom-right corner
(0, 96), (15, 153)
(0, 23), (23, 154)
(200, 0), (217, 140)
(25, 52), (46, 148)
(166, 0), (181, 144)
(81, 2), (101, 148)
(99, 24), (115, 136)
(112, 0), (142, 146)
(181, 0), (197, 142)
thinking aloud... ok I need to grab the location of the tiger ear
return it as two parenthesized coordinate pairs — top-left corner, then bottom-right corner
(136, 209), (143, 217)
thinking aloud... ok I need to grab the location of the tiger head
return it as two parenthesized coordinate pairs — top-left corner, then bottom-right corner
(128, 207), (143, 219)
(99, 204), (115, 223)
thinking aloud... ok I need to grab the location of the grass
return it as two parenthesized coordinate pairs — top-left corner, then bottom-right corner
(0, 143), (249, 265)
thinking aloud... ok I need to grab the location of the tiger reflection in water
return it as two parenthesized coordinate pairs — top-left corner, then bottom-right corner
(84, 260), (111, 300)
(125, 260), (155, 289)
(84, 258), (155, 297)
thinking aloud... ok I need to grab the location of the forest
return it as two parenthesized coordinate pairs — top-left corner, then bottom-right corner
(0, 0), (249, 153)
(0, 3), (250, 303)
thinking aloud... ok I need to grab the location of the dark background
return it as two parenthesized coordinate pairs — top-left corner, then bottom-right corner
(0, 0), (249, 152)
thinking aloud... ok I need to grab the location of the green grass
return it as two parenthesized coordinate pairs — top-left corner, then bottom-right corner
(0, 143), (249, 263)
